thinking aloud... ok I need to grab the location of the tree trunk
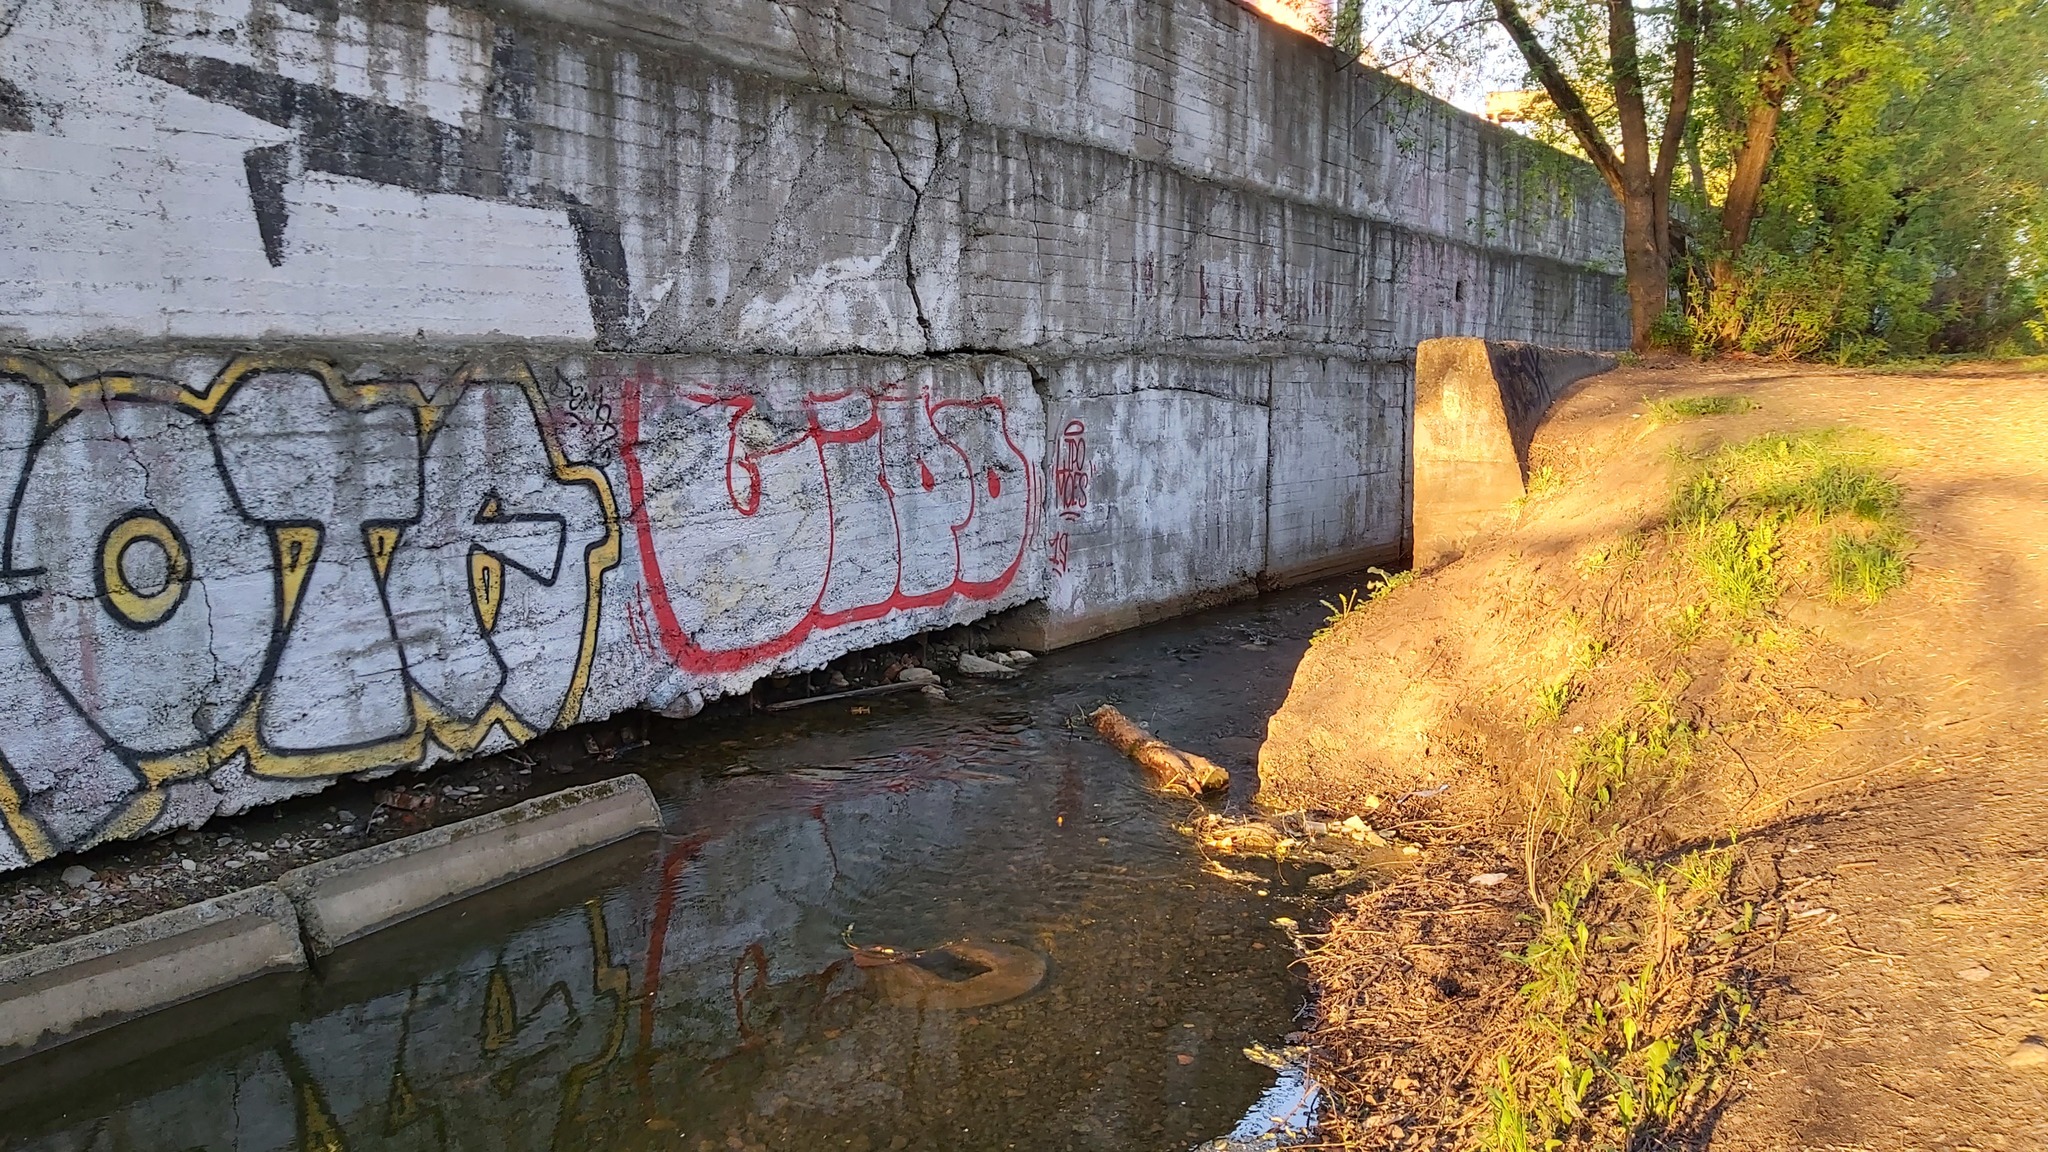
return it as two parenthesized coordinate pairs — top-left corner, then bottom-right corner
(1493, 0), (1688, 351)
(1714, 0), (1824, 280)
(1621, 188), (1670, 350)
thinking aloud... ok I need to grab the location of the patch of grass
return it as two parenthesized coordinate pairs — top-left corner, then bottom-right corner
(1526, 465), (1565, 497)
(1308, 568), (1418, 644)
(1668, 604), (1708, 647)
(1828, 529), (1909, 603)
(1693, 515), (1782, 614)
(1672, 431), (1909, 615)
(1481, 848), (1764, 1152)
(1364, 565), (1416, 600)
(1533, 674), (1576, 724)
(1647, 394), (1754, 422)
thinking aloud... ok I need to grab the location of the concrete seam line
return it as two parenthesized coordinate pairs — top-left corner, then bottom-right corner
(276, 774), (663, 956)
(0, 884), (306, 1063)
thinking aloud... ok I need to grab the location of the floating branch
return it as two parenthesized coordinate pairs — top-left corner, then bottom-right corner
(1088, 705), (1230, 796)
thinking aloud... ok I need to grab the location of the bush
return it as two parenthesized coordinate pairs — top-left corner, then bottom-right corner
(1686, 259), (1842, 360)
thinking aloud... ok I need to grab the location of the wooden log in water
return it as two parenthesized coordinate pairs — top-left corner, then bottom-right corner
(1087, 705), (1231, 796)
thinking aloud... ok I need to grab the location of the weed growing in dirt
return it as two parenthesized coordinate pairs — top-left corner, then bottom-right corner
(1647, 394), (1755, 422)
(1575, 536), (1645, 578)
(1673, 431), (1909, 614)
(1312, 590), (1368, 646)
(1365, 565), (1417, 600)
(1527, 465), (1564, 495)
(1668, 604), (1709, 647)
(1311, 569), (1417, 645)
(1533, 674), (1576, 724)
(1481, 847), (1764, 1152)
(1828, 529), (1909, 603)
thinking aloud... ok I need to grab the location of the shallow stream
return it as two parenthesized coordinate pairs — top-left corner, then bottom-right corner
(0, 583), (1357, 1152)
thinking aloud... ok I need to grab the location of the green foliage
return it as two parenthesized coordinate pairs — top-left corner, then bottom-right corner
(1364, 565), (1418, 600)
(1330, 0), (1364, 58)
(1311, 589), (1369, 646)
(1828, 529), (1909, 603)
(1309, 568), (1416, 644)
(1647, 307), (1692, 352)
(1647, 394), (1755, 421)
(1480, 848), (1763, 1152)
(1686, 257), (1846, 360)
(1672, 431), (1909, 614)
(1534, 674), (1577, 724)
(1685, 0), (2048, 358)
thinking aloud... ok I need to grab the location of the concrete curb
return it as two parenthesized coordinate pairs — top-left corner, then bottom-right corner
(0, 885), (304, 1060)
(0, 774), (663, 1061)
(276, 773), (662, 955)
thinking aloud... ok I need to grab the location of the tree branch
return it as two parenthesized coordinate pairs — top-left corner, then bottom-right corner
(1656, 0), (1698, 190)
(1491, 0), (1626, 196)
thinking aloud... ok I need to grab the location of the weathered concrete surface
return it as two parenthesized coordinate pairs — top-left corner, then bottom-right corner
(0, 885), (304, 1060)
(277, 774), (661, 954)
(1411, 337), (1615, 566)
(0, 0), (1628, 867)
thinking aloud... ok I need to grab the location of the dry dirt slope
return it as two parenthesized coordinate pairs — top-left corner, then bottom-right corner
(1256, 358), (2048, 1149)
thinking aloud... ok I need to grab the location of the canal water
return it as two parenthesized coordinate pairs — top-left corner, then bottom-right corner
(0, 583), (1354, 1152)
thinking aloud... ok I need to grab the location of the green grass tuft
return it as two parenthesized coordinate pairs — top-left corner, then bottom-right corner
(1828, 530), (1909, 603)
(1647, 394), (1754, 422)
(1671, 431), (1908, 615)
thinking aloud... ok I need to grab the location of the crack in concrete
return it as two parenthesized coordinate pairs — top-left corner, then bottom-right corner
(853, 110), (938, 352)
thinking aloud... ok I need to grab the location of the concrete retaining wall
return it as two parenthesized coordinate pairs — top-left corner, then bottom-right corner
(0, 0), (1627, 866)
(1411, 337), (1615, 566)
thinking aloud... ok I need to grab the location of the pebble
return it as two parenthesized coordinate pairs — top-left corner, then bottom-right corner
(179, 858), (197, 872)
(920, 685), (949, 700)
(1470, 872), (1510, 887)
(897, 666), (940, 685)
(60, 865), (93, 888)
(1004, 650), (1037, 665)
(1958, 965), (1993, 983)
(956, 652), (1016, 678)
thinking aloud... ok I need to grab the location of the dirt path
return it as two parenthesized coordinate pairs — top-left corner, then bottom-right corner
(1679, 362), (2048, 1150)
(1257, 357), (2048, 1147)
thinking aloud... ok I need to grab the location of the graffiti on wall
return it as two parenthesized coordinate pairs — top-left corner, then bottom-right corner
(0, 355), (620, 863)
(1047, 419), (1089, 579)
(617, 376), (1036, 676)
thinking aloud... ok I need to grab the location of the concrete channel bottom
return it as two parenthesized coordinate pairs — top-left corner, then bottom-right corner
(0, 774), (663, 1061)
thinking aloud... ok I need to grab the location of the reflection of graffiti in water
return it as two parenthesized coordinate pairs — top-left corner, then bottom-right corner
(291, 899), (632, 1152)
(0, 355), (619, 863)
(618, 375), (1035, 675)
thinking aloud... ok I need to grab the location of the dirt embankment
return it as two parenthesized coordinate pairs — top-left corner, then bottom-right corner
(1256, 359), (2048, 1150)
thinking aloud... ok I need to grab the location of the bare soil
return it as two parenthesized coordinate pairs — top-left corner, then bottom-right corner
(1256, 357), (2048, 1148)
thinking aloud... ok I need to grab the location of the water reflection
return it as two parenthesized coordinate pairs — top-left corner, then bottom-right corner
(1, 585), (1347, 1152)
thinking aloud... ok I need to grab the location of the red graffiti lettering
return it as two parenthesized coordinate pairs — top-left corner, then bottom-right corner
(1054, 419), (1089, 520)
(618, 376), (1035, 676)
(1047, 530), (1071, 577)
